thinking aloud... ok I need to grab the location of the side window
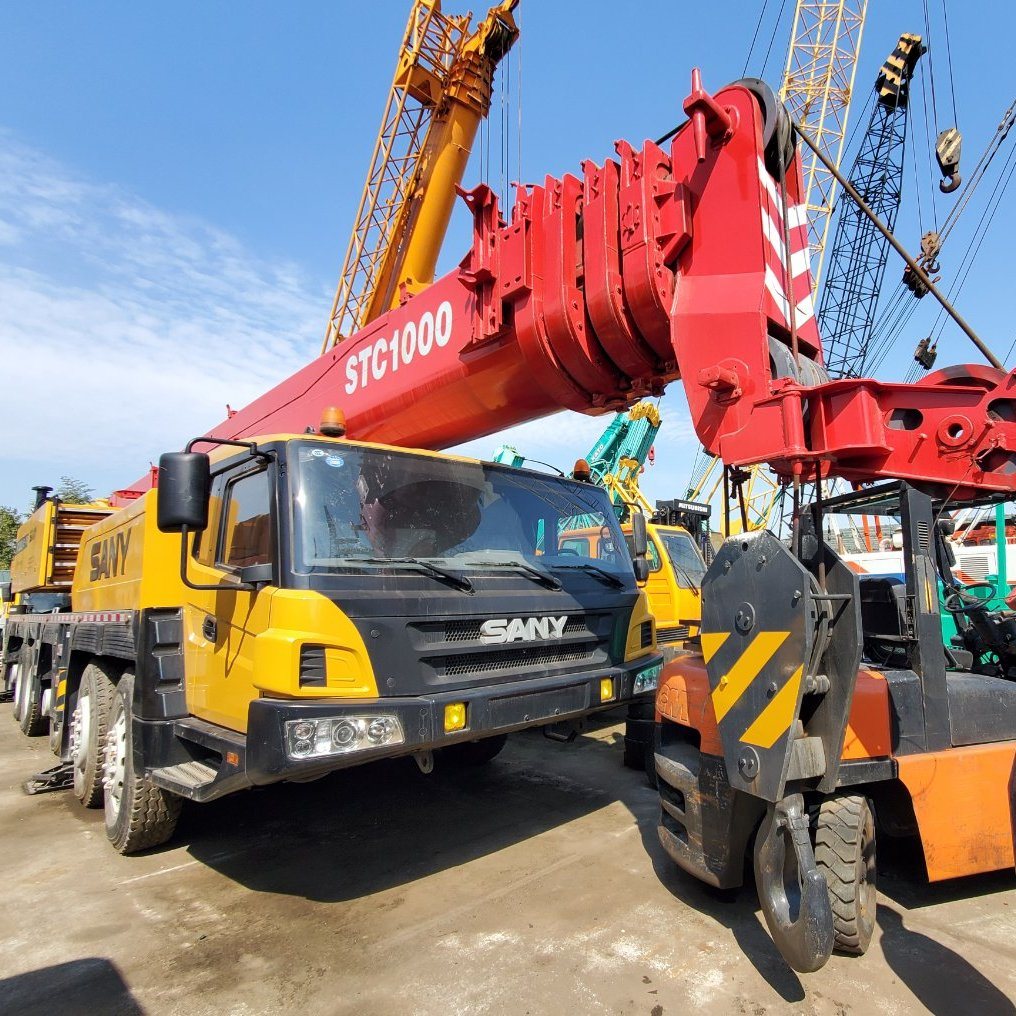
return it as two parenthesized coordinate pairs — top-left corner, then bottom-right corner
(647, 539), (663, 573)
(624, 533), (663, 572)
(559, 537), (590, 556)
(193, 473), (226, 567)
(217, 469), (272, 569)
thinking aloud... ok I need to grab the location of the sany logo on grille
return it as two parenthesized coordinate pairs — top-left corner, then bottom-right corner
(479, 616), (568, 645)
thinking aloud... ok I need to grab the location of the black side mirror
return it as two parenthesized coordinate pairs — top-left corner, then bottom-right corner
(0, 582), (11, 604)
(631, 512), (649, 583)
(157, 452), (211, 533)
(631, 512), (648, 557)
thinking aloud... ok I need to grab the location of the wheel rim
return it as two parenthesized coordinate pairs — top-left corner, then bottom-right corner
(104, 708), (128, 819)
(70, 690), (91, 797)
(9, 663), (22, 720)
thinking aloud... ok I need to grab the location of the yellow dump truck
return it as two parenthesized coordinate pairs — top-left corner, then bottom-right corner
(3, 430), (661, 853)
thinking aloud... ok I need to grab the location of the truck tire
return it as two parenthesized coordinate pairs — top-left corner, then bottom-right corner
(442, 733), (508, 766)
(104, 672), (181, 854)
(70, 662), (115, 808)
(18, 667), (47, 737)
(814, 794), (877, 956)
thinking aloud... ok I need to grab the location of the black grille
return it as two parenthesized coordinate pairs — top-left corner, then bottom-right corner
(429, 644), (594, 677)
(640, 620), (654, 648)
(657, 625), (690, 644)
(299, 645), (327, 687)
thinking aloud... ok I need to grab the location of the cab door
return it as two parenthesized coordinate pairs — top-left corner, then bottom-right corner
(183, 459), (277, 733)
(642, 531), (677, 631)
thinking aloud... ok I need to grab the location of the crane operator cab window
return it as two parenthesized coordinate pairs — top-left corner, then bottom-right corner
(289, 441), (633, 584)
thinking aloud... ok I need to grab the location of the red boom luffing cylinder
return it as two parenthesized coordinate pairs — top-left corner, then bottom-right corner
(121, 73), (1016, 504)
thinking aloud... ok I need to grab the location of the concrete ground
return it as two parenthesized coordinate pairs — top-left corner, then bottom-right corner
(0, 706), (1014, 1016)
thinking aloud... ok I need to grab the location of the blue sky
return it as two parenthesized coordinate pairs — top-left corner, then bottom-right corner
(0, 1), (1013, 511)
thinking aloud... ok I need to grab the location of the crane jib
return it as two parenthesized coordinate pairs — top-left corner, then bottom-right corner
(122, 75), (1016, 504)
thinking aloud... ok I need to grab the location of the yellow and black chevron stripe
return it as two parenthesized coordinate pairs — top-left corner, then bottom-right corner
(54, 671), (68, 722)
(702, 630), (803, 750)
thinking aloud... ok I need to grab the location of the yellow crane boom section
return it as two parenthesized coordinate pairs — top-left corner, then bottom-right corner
(324, 0), (519, 351)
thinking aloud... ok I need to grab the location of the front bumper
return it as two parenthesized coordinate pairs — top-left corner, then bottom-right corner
(655, 738), (765, 889)
(246, 656), (662, 785)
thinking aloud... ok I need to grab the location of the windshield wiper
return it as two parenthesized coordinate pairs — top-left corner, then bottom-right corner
(348, 557), (473, 592)
(464, 559), (562, 590)
(551, 562), (626, 589)
(668, 561), (702, 594)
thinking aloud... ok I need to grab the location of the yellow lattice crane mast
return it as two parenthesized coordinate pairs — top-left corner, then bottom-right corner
(323, 0), (519, 351)
(684, 0), (868, 536)
(780, 0), (867, 293)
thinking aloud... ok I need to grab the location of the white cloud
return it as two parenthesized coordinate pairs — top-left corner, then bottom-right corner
(0, 130), (704, 509)
(0, 132), (328, 503)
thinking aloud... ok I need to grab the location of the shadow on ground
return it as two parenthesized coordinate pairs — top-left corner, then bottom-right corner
(0, 958), (143, 1016)
(129, 711), (1014, 1008)
(876, 903), (1015, 1015)
(178, 722), (628, 904)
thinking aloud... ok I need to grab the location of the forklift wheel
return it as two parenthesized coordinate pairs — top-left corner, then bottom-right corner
(814, 795), (877, 955)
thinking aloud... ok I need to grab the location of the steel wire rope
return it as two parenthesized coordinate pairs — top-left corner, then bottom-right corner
(516, 4), (522, 197)
(873, 142), (1015, 377)
(938, 99), (1016, 245)
(941, 0), (959, 126)
(917, 58), (940, 231)
(741, 0), (770, 78)
(929, 142), (1016, 341)
(759, 0), (789, 81)
(922, 0), (940, 130)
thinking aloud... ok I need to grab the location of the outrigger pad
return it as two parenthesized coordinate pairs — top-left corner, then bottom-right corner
(22, 763), (74, 795)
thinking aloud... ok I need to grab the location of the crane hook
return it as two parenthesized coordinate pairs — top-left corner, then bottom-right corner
(936, 127), (962, 195)
(939, 172), (962, 194)
(753, 793), (835, 973)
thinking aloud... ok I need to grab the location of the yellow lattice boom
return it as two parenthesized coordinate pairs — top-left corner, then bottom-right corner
(323, 0), (518, 351)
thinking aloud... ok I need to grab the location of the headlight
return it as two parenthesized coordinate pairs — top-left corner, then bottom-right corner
(284, 715), (405, 760)
(633, 661), (662, 694)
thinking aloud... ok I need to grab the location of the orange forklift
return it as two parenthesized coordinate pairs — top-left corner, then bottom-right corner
(655, 480), (1016, 970)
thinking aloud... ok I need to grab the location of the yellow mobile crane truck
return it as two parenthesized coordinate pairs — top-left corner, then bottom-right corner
(3, 427), (660, 854)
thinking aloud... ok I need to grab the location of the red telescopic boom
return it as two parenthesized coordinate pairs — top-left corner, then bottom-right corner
(125, 75), (1016, 504)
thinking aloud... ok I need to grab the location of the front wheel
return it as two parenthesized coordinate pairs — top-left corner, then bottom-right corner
(103, 672), (181, 854)
(814, 794), (877, 955)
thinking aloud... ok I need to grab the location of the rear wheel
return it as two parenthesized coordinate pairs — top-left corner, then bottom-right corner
(442, 733), (508, 767)
(814, 794), (877, 955)
(70, 662), (115, 808)
(104, 672), (181, 854)
(10, 657), (25, 723)
(18, 669), (47, 736)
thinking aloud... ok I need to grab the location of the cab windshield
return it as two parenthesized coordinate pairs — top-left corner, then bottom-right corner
(289, 442), (632, 580)
(656, 530), (707, 588)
